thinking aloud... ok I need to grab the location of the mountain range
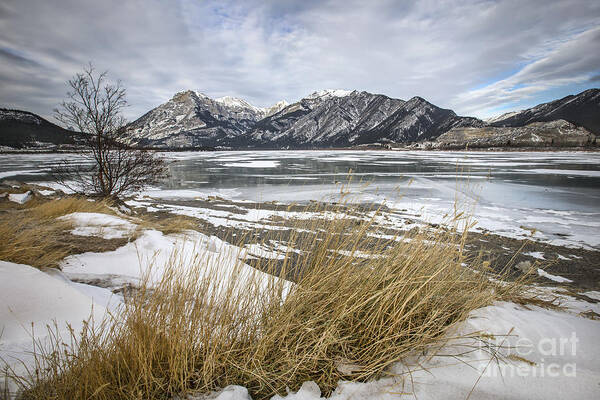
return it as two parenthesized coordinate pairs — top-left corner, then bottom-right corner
(1, 88), (598, 150)
(0, 108), (81, 150)
(125, 89), (488, 149)
(487, 88), (600, 134)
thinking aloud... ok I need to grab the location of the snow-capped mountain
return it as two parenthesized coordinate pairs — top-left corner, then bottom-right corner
(125, 88), (484, 148)
(305, 89), (353, 100)
(0, 108), (81, 149)
(250, 90), (402, 147)
(123, 88), (599, 149)
(349, 96), (485, 145)
(264, 100), (289, 117)
(214, 96), (265, 116)
(249, 91), (483, 148)
(125, 90), (288, 148)
(489, 89), (600, 134)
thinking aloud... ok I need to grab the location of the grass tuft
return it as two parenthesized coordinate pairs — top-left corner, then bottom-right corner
(25, 196), (116, 220)
(0, 196), (117, 269)
(4, 200), (524, 400)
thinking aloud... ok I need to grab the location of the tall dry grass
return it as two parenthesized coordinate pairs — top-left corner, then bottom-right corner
(25, 196), (116, 220)
(4, 201), (522, 400)
(0, 196), (116, 268)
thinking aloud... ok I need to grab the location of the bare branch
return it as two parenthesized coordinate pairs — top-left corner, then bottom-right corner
(53, 64), (167, 198)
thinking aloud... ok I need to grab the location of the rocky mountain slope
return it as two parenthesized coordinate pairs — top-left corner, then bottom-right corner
(6, 88), (598, 151)
(434, 120), (596, 150)
(0, 109), (81, 150)
(127, 89), (484, 149)
(490, 89), (600, 134)
(125, 91), (288, 148)
(352, 96), (485, 146)
(249, 91), (485, 148)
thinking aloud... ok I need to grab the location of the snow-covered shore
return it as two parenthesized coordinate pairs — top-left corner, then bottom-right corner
(1, 210), (599, 399)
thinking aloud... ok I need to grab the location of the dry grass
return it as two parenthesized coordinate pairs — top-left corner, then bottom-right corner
(0, 196), (117, 269)
(135, 214), (200, 235)
(4, 199), (524, 400)
(24, 196), (116, 220)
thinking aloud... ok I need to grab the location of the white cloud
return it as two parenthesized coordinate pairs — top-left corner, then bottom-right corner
(453, 26), (600, 116)
(0, 0), (598, 121)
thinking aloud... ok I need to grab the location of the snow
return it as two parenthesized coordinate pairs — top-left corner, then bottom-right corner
(0, 261), (109, 347)
(0, 261), (114, 395)
(390, 301), (600, 400)
(524, 251), (546, 260)
(193, 301), (600, 400)
(222, 160), (281, 168)
(518, 169), (600, 178)
(7, 191), (31, 204)
(215, 96), (264, 114)
(582, 291), (600, 301)
(245, 243), (287, 260)
(1, 205), (598, 399)
(132, 201), (350, 232)
(4, 254), (599, 400)
(139, 188), (243, 200)
(0, 169), (47, 179)
(334, 249), (384, 259)
(60, 229), (288, 295)
(41, 267), (122, 312)
(189, 385), (252, 400)
(59, 212), (137, 239)
(485, 110), (520, 123)
(9, 149), (593, 250)
(306, 89), (352, 100)
(30, 180), (76, 193)
(265, 100), (290, 116)
(537, 268), (573, 283)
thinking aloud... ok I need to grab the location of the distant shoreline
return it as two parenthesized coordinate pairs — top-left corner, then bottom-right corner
(2, 146), (599, 154)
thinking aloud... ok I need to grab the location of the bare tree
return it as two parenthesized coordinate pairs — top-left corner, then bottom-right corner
(54, 64), (166, 198)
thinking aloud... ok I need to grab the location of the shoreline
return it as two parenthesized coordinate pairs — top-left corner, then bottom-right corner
(2, 146), (600, 154)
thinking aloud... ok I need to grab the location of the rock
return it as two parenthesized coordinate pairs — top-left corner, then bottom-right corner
(434, 120), (595, 150)
(125, 90), (484, 149)
(184, 385), (251, 400)
(516, 261), (533, 274)
(8, 190), (31, 204)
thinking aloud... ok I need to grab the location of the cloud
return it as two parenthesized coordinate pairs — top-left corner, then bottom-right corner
(0, 0), (599, 121)
(452, 26), (600, 115)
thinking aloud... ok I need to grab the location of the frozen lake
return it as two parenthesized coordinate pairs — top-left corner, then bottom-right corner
(1, 150), (599, 249)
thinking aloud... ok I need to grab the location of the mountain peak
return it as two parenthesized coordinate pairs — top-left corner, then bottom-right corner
(407, 96), (431, 105)
(489, 88), (600, 134)
(305, 89), (353, 100)
(264, 100), (289, 117)
(214, 96), (261, 111)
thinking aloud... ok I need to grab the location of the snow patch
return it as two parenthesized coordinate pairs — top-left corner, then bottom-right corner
(537, 268), (573, 283)
(59, 212), (137, 239)
(305, 89), (352, 101)
(524, 251), (546, 260)
(0, 261), (112, 393)
(222, 160), (280, 168)
(8, 191), (31, 204)
(60, 229), (289, 295)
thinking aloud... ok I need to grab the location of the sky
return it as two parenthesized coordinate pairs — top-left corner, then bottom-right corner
(0, 0), (599, 121)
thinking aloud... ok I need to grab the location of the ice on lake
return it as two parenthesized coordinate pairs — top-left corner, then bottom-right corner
(1, 150), (599, 249)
